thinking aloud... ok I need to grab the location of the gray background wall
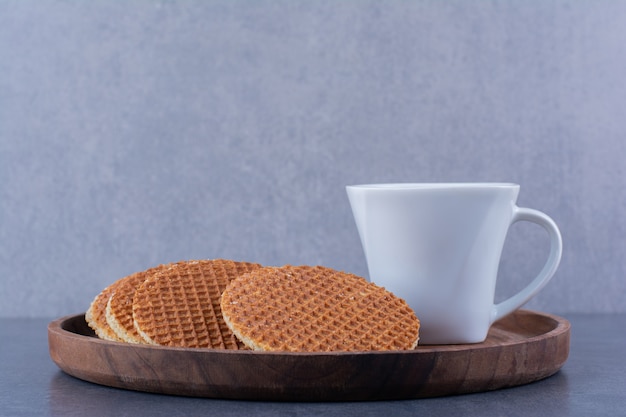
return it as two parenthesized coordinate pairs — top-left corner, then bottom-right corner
(1, 1), (624, 317)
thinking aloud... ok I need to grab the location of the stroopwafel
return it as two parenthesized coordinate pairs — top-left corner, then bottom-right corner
(220, 265), (420, 352)
(132, 259), (262, 349)
(88, 263), (176, 343)
(105, 266), (168, 344)
(86, 279), (125, 342)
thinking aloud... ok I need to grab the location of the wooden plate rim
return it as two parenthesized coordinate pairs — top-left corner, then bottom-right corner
(48, 309), (570, 400)
(48, 309), (569, 356)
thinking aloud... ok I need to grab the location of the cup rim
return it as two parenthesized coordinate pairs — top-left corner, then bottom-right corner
(346, 182), (519, 190)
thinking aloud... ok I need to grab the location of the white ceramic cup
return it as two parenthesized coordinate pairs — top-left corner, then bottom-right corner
(346, 183), (562, 344)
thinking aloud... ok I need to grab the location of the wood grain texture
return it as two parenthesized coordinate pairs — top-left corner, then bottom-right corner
(48, 310), (570, 401)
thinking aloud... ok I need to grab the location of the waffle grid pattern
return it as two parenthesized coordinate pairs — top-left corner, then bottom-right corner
(132, 259), (261, 349)
(105, 269), (157, 344)
(221, 266), (420, 352)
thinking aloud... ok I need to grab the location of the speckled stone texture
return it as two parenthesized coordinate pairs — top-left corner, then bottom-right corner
(1, 1), (625, 316)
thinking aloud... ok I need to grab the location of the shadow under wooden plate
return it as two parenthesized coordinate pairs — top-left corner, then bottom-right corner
(48, 310), (570, 401)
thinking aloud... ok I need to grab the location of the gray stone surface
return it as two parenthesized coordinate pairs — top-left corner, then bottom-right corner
(1, 1), (625, 316)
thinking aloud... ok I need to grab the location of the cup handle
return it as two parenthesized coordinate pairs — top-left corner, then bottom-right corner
(491, 207), (563, 324)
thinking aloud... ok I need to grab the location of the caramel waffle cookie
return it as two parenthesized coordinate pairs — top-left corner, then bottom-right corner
(132, 259), (262, 349)
(88, 264), (175, 343)
(105, 266), (168, 344)
(86, 279), (124, 342)
(220, 265), (420, 352)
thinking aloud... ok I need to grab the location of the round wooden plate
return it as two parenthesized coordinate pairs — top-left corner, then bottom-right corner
(48, 309), (570, 401)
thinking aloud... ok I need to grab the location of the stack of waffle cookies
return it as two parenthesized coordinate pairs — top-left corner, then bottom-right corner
(86, 259), (420, 352)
